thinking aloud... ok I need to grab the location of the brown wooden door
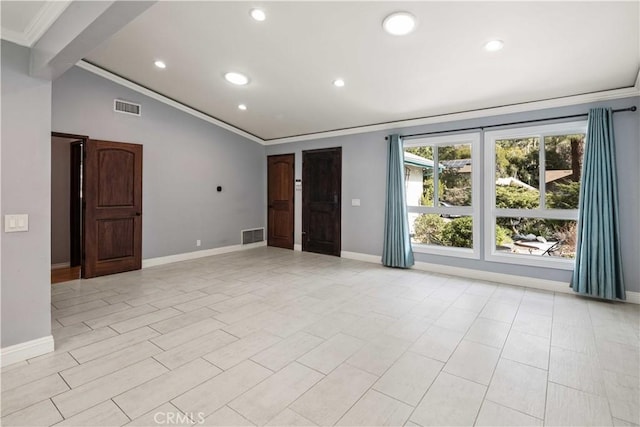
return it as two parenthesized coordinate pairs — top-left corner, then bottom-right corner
(268, 154), (295, 249)
(302, 147), (341, 256)
(83, 140), (142, 278)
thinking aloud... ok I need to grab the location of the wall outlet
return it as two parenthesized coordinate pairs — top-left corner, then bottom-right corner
(196, 239), (201, 247)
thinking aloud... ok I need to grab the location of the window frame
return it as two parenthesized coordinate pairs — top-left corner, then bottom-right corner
(404, 132), (481, 259)
(483, 121), (587, 269)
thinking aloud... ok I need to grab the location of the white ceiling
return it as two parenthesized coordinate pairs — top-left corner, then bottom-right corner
(0, 1), (45, 33)
(5, 2), (640, 141)
(1, 0), (69, 47)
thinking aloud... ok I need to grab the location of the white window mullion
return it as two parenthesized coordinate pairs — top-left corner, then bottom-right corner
(407, 207), (474, 217)
(539, 134), (546, 209)
(494, 208), (579, 220)
(433, 146), (439, 208)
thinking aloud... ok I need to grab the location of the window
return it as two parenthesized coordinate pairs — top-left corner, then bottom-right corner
(404, 133), (480, 258)
(485, 121), (587, 269)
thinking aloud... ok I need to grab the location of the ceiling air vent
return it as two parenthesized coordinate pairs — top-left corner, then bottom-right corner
(114, 99), (141, 116)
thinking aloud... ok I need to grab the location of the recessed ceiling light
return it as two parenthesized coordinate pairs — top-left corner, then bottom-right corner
(484, 39), (504, 52)
(382, 12), (416, 36)
(333, 79), (345, 87)
(238, 104), (247, 110)
(154, 60), (166, 69)
(250, 8), (266, 21)
(224, 72), (249, 85)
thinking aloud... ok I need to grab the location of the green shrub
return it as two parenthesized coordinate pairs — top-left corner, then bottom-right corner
(441, 217), (473, 248)
(495, 186), (539, 209)
(496, 225), (513, 246)
(547, 182), (581, 209)
(413, 214), (445, 245)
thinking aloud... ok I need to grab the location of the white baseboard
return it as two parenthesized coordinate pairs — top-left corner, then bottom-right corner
(626, 291), (640, 304)
(412, 260), (572, 294)
(340, 251), (640, 304)
(142, 241), (267, 268)
(341, 251), (380, 263)
(1, 335), (54, 367)
(51, 262), (70, 270)
(294, 244), (302, 252)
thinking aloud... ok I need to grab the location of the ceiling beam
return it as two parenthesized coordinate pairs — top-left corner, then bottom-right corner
(30, 1), (156, 80)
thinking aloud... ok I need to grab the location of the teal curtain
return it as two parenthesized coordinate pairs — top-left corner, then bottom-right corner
(382, 134), (415, 268)
(571, 108), (625, 300)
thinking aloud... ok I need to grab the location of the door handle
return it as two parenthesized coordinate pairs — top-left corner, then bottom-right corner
(133, 212), (141, 216)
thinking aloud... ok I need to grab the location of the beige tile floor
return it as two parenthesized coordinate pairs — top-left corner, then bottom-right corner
(2, 247), (639, 426)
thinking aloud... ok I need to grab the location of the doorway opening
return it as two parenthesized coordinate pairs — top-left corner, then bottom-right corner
(51, 135), (143, 283)
(302, 147), (342, 256)
(51, 132), (86, 284)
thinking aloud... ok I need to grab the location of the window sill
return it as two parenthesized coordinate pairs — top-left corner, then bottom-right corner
(412, 244), (479, 260)
(485, 251), (575, 270)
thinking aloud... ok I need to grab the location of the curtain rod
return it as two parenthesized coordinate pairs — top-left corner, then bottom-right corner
(385, 106), (637, 140)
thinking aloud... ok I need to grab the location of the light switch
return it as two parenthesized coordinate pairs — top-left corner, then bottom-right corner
(351, 199), (361, 206)
(5, 214), (29, 232)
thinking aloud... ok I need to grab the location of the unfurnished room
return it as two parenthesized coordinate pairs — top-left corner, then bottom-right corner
(1, 1), (639, 426)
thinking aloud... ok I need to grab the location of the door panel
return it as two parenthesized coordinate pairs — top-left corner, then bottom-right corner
(84, 140), (142, 278)
(98, 149), (135, 206)
(97, 218), (135, 260)
(302, 148), (341, 256)
(267, 154), (294, 249)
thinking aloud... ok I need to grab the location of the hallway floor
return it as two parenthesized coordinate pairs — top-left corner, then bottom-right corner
(2, 247), (639, 426)
(51, 266), (81, 284)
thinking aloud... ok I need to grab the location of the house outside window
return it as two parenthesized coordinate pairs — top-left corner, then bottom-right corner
(404, 133), (480, 259)
(484, 121), (587, 269)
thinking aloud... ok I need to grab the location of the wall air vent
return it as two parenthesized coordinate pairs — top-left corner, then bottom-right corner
(114, 99), (141, 116)
(241, 227), (265, 245)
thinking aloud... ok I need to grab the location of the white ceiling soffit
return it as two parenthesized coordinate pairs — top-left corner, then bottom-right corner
(1, 1), (71, 47)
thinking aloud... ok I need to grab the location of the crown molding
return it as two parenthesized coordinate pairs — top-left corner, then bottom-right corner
(77, 60), (638, 147)
(635, 68), (640, 89)
(264, 86), (640, 145)
(24, 1), (71, 46)
(76, 61), (264, 145)
(0, 28), (28, 46)
(0, 1), (71, 47)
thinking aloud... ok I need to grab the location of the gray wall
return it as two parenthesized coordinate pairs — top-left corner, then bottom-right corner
(266, 96), (640, 292)
(52, 67), (266, 260)
(51, 138), (71, 265)
(1, 41), (53, 347)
